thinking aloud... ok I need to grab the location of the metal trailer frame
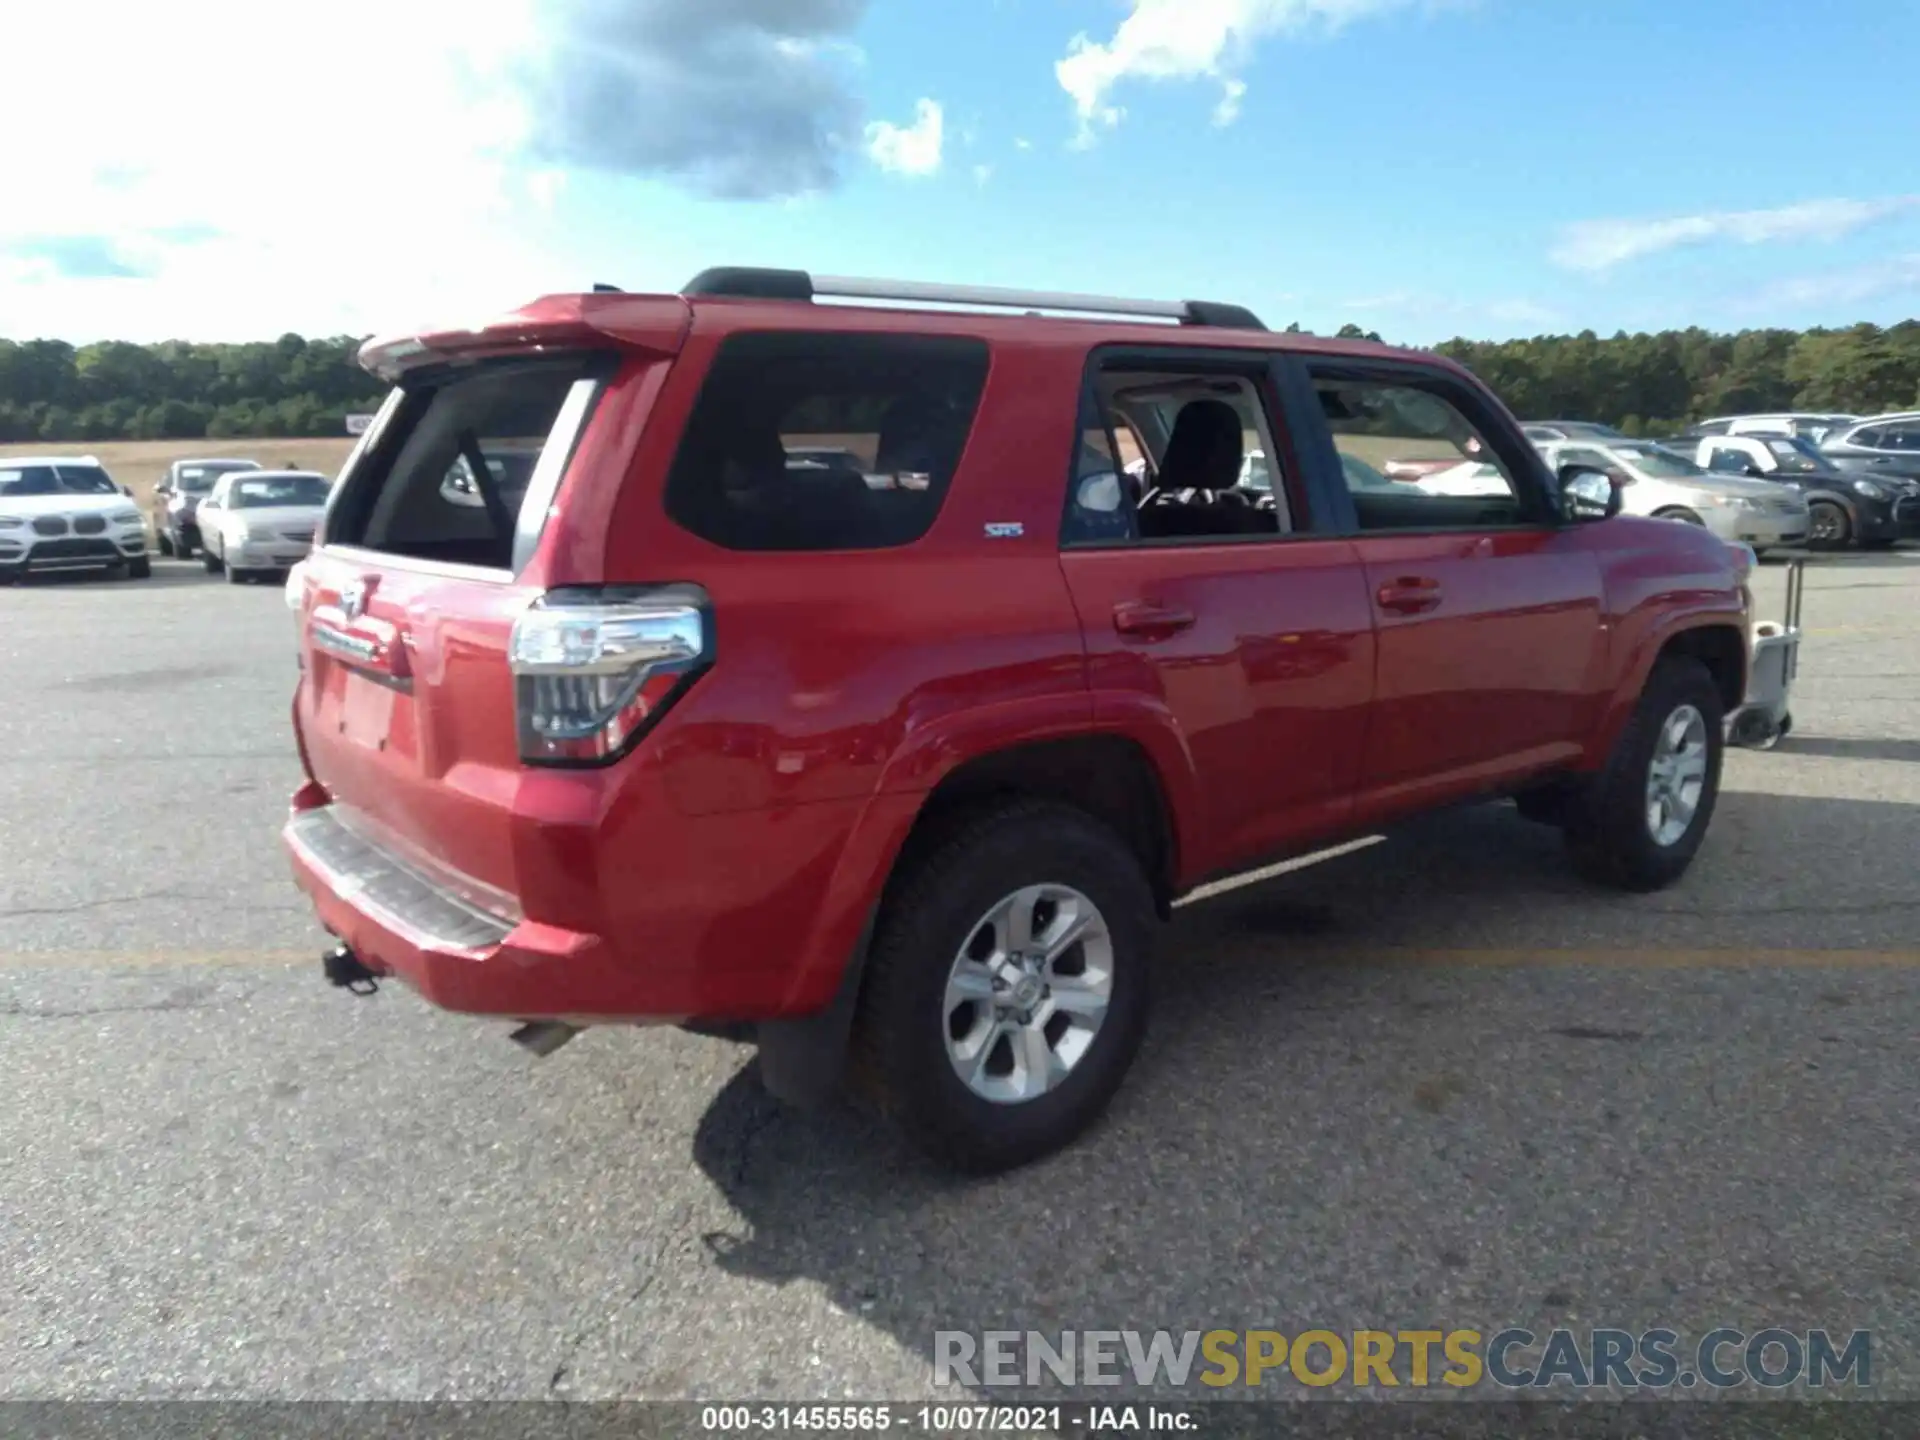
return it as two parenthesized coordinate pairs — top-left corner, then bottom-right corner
(1727, 557), (1804, 750)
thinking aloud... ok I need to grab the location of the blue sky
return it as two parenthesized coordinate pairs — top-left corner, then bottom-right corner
(5, 0), (1920, 343)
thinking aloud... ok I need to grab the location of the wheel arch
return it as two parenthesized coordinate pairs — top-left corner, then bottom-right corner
(758, 730), (1186, 1109)
(889, 734), (1182, 922)
(1583, 615), (1747, 768)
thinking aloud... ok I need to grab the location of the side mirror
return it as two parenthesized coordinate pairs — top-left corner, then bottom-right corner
(1559, 464), (1623, 522)
(1077, 471), (1125, 514)
(121, 483), (134, 497)
(1741, 462), (1765, 478)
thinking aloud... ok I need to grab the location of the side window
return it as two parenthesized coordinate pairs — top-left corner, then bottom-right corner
(1706, 444), (1748, 473)
(1885, 424), (1920, 451)
(1851, 425), (1889, 451)
(1062, 362), (1295, 546)
(1309, 374), (1533, 532)
(664, 332), (989, 553)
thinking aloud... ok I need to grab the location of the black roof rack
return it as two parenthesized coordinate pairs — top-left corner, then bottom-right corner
(679, 267), (1265, 331)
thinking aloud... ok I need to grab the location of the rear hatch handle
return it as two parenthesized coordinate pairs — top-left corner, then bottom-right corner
(310, 587), (411, 683)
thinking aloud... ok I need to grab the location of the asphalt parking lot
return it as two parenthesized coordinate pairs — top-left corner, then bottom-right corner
(2, 552), (1917, 1403)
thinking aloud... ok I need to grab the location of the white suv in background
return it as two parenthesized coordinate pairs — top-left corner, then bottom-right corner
(0, 456), (150, 582)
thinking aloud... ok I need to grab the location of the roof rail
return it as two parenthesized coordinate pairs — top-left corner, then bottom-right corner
(679, 267), (1265, 331)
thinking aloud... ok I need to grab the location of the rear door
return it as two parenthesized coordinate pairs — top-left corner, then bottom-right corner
(1283, 358), (1608, 822)
(294, 352), (627, 896)
(1058, 346), (1375, 878)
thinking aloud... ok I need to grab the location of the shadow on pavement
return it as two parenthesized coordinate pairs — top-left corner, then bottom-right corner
(689, 790), (1920, 1400)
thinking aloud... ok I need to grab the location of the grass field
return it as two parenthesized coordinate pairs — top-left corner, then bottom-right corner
(0, 438), (360, 513)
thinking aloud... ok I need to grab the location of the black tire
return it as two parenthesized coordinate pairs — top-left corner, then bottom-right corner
(850, 800), (1155, 1174)
(156, 531), (174, 558)
(203, 551), (223, 574)
(174, 530), (194, 559)
(126, 557), (152, 580)
(225, 562), (248, 585)
(1565, 656), (1725, 892)
(1807, 500), (1852, 552)
(1655, 508), (1706, 527)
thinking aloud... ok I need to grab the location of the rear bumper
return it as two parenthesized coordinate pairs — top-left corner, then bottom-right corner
(284, 791), (692, 1021)
(1715, 510), (1809, 547)
(227, 540), (314, 570)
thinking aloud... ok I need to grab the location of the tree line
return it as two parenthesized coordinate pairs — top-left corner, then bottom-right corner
(3, 319), (1918, 443)
(0, 334), (384, 443)
(1426, 320), (1920, 434)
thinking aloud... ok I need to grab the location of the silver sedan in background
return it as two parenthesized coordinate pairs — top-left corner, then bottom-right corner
(1537, 438), (1811, 552)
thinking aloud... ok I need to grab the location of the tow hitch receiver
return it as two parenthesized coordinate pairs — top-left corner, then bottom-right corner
(322, 943), (380, 995)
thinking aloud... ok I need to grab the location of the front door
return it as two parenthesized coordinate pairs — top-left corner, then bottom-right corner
(1288, 363), (1607, 822)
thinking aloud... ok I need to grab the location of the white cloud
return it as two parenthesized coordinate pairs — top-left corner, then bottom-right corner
(864, 99), (945, 177)
(1752, 254), (1920, 310)
(1551, 197), (1920, 273)
(1212, 78), (1249, 127)
(0, 0), (563, 341)
(973, 164), (996, 187)
(0, 0), (892, 340)
(1014, 137), (1034, 151)
(1055, 0), (1421, 145)
(511, 0), (872, 199)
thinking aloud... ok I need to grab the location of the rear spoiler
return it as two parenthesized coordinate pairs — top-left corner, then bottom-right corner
(358, 292), (693, 382)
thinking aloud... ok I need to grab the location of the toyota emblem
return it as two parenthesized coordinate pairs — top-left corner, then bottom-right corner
(340, 578), (368, 622)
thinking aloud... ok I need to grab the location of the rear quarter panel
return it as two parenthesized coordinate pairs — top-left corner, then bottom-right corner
(586, 319), (1102, 1011)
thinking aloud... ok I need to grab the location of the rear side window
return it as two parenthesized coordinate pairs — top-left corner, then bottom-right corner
(664, 332), (990, 552)
(327, 355), (607, 572)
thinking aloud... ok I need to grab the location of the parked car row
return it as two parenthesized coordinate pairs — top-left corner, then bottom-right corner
(1669, 410), (1920, 482)
(0, 453), (332, 583)
(1511, 412), (1920, 553)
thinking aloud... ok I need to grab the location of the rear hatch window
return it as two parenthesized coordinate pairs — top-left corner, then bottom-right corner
(325, 354), (609, 572)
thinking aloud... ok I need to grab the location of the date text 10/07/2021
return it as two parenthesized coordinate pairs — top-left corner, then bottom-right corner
(700, 1405), (1196, 1432)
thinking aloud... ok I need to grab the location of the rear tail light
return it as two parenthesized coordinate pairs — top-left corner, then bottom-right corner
(508, 585), (711, 765)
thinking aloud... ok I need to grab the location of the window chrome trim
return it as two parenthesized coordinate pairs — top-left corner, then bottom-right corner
(321, 387), (404, 541)
(512, 377), (604, 574)
(316, 544), (512, 584)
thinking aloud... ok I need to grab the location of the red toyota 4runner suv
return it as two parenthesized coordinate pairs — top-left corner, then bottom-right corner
(285, 268), (1755, 1173)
